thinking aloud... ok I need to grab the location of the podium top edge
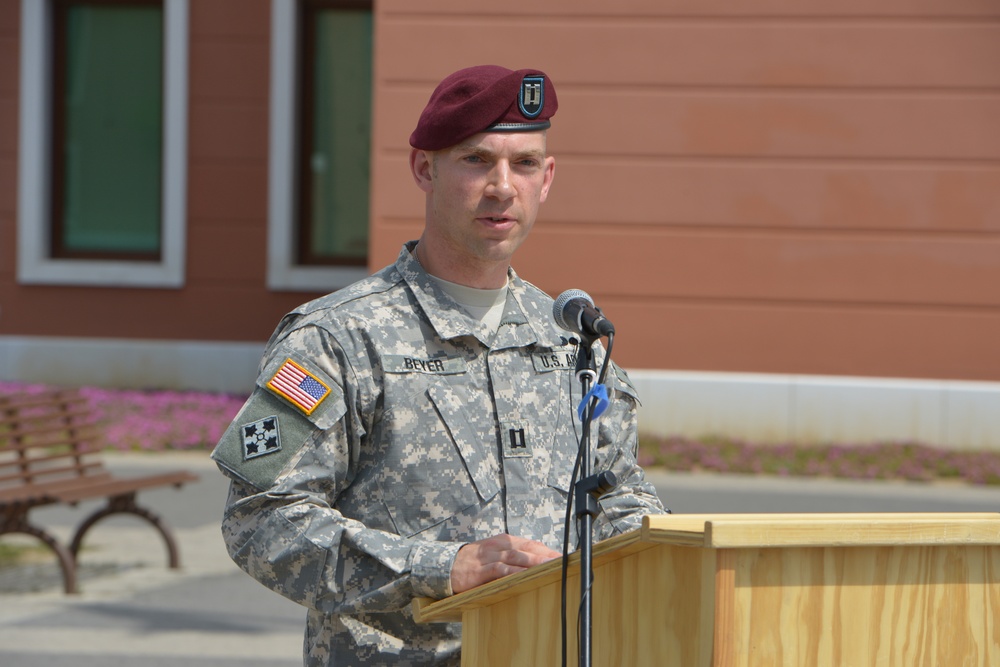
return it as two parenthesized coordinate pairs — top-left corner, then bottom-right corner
(643, 512), (1000, 548)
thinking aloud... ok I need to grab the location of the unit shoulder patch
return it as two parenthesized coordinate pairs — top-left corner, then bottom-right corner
(212, 389), (331, 491)
(242, 415), (281, 460)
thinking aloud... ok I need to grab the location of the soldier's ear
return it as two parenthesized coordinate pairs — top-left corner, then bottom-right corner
(539, 155), (555, 204)
(410, 149), (434, 193)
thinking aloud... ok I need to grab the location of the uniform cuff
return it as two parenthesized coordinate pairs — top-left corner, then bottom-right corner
(409, 540), (466, 599)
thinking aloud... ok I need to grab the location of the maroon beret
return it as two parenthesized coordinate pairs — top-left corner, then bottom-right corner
(409, 65), (558, 151)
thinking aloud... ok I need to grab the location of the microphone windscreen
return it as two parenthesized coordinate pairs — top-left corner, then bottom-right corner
(552, 289), (594, 331)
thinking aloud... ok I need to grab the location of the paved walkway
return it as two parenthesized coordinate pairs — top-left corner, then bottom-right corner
(2, 451), (999, 666)
(0, 451), (303, 667)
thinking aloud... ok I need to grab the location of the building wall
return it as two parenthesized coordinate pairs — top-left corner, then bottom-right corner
(371, 0), (1000, 381)
(1, 1), (998, 448)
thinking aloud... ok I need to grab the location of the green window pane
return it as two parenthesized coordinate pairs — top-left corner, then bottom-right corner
(59, 4), (163, 256)
(305, 8), (372, 265)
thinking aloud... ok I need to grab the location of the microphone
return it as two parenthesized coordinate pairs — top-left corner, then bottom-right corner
(552, 289), (615, 337)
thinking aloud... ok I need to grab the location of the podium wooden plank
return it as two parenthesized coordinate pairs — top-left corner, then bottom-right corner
(591, 541), (717, 667)
(725, 543), (1000, 665)
(644, 513), (1000, 548)
(713, 549), (738, 667)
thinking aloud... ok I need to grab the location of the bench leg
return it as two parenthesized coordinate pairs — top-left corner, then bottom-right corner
(1, 513), (79, 594)
(69, 493), (182, 570)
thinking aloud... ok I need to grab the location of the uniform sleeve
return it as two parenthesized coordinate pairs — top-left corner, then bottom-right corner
(212, 325), (466, 615)
(592, 362), (669, 540)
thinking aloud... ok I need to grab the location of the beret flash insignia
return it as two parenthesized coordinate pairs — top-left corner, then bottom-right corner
(519, 75), (545, 119)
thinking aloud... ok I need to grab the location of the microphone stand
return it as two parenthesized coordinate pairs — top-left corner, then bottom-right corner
(573, 334), (617, 667)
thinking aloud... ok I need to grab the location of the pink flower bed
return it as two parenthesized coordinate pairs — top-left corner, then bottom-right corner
(638, 435), (1000, 486)
(4, 382), (999, 485)
(0, 382), (246, 451)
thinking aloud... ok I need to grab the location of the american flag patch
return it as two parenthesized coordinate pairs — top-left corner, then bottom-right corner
(266, 359), (331, 415)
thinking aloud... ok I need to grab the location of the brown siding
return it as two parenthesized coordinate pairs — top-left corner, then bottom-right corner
(178, 0), (323, 341)
(371, 0), (1000, 380)
(1, 0), (998, 383)
(0, 0), (19, 297)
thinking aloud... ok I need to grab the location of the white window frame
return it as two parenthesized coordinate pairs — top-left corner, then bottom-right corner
(17, 0), (188, 288)
(267, 0), (368, 292)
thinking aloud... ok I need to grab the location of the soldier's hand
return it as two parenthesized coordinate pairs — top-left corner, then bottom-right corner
(450, 534), (560, 594)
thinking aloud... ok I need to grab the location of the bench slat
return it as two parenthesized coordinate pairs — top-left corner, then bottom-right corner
(0, 393), (88, 411)
(0, 471), (115, 503)
(53, 470), (200, 504)
(0, 417), (99, 440)
(0, 460), (106, 487)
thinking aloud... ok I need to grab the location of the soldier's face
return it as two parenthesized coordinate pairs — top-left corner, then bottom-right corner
(415, 131), (555, 271)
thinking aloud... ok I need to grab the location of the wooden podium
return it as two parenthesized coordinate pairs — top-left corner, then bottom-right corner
(414, 513), (1000, 666)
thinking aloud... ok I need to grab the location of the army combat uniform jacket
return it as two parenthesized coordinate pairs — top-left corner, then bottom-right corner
(212, 243), (666, 665)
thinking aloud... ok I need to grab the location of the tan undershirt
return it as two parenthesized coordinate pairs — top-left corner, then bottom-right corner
(426, 274), (508, 333)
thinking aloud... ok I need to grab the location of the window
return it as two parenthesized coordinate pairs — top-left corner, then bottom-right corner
(268, 0), (373, 291)
(18, 0), (188, 287)
(53, 1), (163, 259)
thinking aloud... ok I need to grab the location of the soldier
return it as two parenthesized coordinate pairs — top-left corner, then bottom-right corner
(212, 64), (666, 666)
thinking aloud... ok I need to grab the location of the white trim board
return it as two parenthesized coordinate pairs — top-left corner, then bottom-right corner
(629, 369), (1000, 451)
(0, 336), (263, 394)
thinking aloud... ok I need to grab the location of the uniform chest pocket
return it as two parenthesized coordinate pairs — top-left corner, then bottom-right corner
(376, 381), (501, 538)
(513, 348), (577, 486)
(546, 438), (577, 495)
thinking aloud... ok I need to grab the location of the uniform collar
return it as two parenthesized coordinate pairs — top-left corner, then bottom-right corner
(395, 242), (566, 349)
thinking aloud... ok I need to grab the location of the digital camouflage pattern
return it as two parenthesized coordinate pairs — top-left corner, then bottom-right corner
(212, 243), (666, 666)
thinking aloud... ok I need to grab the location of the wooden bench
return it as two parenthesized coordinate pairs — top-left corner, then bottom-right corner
(0, 389), (199, 593)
